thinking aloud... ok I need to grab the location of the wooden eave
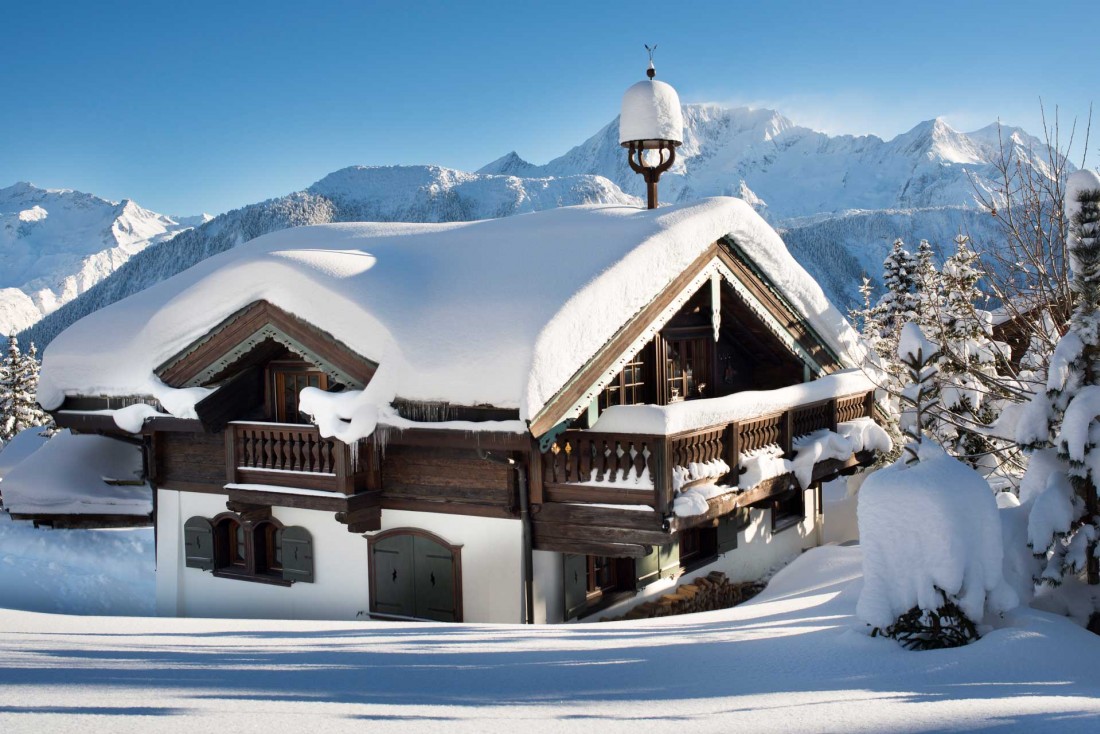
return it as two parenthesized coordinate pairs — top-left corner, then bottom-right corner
(155, 300), (378, 389)
(528, 238), (844, 438)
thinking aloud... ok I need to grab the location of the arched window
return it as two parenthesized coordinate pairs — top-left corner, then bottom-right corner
(254, 520), (284, 575)
(187, 512), (312, 585)
(214, 515), (247, 570)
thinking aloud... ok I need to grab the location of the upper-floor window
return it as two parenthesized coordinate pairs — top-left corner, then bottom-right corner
(268, 360), (330, 423)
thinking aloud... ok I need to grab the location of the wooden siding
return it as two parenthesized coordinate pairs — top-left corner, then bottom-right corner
(380, 445), (517, 519)
(156, 431), (227, 493)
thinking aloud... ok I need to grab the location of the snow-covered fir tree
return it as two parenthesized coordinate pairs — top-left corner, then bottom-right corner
(0, 332), (52, 442)
(1018, 170), (1100, 587)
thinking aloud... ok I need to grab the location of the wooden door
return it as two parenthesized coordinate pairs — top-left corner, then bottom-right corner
(370, 531), (461, 622)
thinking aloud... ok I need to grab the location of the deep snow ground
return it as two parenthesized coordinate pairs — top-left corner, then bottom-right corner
(0, 545), (1098, 733)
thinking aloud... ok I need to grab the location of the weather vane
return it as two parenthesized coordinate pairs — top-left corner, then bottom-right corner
(644, 44), (657, 79)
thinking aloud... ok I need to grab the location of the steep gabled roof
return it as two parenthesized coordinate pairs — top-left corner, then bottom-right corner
(38, 198), (864, 434)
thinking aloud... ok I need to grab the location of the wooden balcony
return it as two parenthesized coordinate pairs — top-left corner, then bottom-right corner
(531, 390), (877, 556)
(224, 421), (381, 531)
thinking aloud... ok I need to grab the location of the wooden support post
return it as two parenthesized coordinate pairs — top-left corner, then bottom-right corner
(828, 398), (838, 433)
(782, 410), (794, 456)
(224, 427), (237, 484)
(334, 441), (350, 495)
(725, 422), (741, 479)
(653, 437), (673, 517)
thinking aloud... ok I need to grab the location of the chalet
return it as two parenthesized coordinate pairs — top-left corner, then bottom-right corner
(32, 67), (888, 624)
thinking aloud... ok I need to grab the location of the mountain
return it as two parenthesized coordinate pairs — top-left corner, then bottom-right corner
(18, 106), (1059, 349)
(0, 182), (195, 337)
(479, 105), (1054, 220)
(21, 166), (637, 347)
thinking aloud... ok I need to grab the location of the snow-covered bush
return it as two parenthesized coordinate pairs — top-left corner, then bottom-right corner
(857, 442), (1018, 649)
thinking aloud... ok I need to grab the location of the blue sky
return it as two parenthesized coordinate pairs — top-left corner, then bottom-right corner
(3, 0), (1097, 216)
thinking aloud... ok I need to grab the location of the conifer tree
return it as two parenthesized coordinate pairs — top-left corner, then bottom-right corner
(0, 333), (52, 443)
(1020, 171), (1100, 586)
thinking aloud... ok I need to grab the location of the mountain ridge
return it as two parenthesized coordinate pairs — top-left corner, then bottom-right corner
(13, 105), (1060, 349)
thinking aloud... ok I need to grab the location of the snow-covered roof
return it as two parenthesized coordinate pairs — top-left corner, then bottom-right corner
(0, 426), (51, 483)
(620, 79), (684, 145)
(1, 430), (150, 517)
(39, 197), (863, 431)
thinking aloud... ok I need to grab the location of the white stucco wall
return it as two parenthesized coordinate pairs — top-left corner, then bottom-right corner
(370, 509), (524, 625)
(532, 550), (565, 624)
(156, 489), (525, 623)
(158, 490), (371, 620)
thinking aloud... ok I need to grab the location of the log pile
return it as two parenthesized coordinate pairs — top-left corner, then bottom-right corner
(600, 571), (763, 621)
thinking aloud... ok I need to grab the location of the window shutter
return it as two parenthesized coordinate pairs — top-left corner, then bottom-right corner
(716, 515), (739, 554)
(635, 546), (661, 589)
(658, 541), (680, 579)
(184, 516), (215, 570)
(563, 554), (588, 620)
(281, 526), (314, 583)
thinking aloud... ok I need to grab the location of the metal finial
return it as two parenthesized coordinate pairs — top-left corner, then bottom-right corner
(644, 44), (657, 79)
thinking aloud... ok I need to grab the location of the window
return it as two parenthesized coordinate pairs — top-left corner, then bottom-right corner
(660, 331), (713, 404)
(771, 487), (805, 533)
(268, 361), (330, 423)
(599, 349), (649, 411)
(184, 514), (313, 584)
(564, 554), (634, 619)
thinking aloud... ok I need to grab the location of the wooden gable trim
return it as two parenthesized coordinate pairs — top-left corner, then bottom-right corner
(528, 239), (844, 438)
(528, 244), (721, 437)
(716, 238), (843, 371)
(155, 300), (378, 389)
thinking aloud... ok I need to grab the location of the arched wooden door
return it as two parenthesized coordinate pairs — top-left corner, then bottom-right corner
(369, 529), (462, 622)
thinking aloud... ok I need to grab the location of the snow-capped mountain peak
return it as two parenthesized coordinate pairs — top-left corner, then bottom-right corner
(0, 182), (195, 337)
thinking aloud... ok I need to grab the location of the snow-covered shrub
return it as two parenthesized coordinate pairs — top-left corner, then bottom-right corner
(857, 442), (1018, 649)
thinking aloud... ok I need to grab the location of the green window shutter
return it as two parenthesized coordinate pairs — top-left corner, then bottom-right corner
(372, 534), (415, 617)
(635, 546), (661, 589)
(281, 526), (314, 583)
(717, 516), (739, 554)
(184, 516), (215, 570)
(563, 554), (588, 620)
(658, 541), (680, 579)
(413, 535), (458, 622)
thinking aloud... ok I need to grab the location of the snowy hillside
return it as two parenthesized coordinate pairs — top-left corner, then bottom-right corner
(0, 544), (1098, 732)
(0, 182), (194, 337)
(22, 166), (637, 347)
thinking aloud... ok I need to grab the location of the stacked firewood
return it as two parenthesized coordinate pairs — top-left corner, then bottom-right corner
(601, 571), (763, 621)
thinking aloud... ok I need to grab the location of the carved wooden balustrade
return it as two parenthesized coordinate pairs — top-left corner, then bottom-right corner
(538, 390), (876, 515)
(226, 421), (354, 493)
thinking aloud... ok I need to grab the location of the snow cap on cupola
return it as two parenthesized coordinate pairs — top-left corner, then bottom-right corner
(619, 47), (684, 147)
(620, 46), (683, 210)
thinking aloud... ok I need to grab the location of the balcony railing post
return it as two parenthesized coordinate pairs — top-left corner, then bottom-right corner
(653, 436), (672, 516)
(725, 421), (740, 480)
(334, 441), (350, 495)
(225, 427), (238, 484)
(782, 410), (794, 456)
(828, 398), (838, 433)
